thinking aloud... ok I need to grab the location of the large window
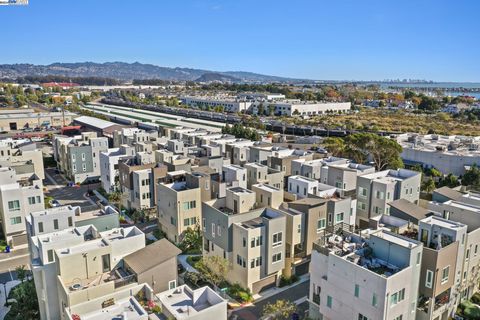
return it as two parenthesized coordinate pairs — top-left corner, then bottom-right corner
(102, 254), (111, 272)
(10, 217), (21, 225)
(272, 232), (283, 247)
(354, 284), (360, 297)
(336, 212), (344, 223)
(425, 270), (433, 288)
(317, 219), (326, 232)
(390, 288), (405, 307)
(47, 249), (54, 262)
(327, 295), (332, 308)
(8, 200), (20, 211)
(272, 252), (282, 263)
(441, 266), (450, 284)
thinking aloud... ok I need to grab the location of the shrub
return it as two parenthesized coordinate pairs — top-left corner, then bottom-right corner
(227, 283), (253, 303)
(471, 292), (480, 304)
(186, 255), (201, 267)
(464, 305), (480, 319)
(279, 275), (299, 287)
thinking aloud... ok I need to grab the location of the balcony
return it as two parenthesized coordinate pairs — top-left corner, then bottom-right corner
(312, 293), (320, 305)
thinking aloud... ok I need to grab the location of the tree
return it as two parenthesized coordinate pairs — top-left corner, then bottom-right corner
(422, 178), (436, 193)
(4, 280), (39, 320)
(179, 224), (202, 253)
(15, 265), (27, 283)
(195, 256), (230, 290)
(268, 104), (276, 116)
(462, 165), (480, 189)
(343, 133), (404, 170)
(438, 173), (460, 188)
(262, 299), (296, 320)
(323, 137), (346, 157)
(257, 103), (265, 116)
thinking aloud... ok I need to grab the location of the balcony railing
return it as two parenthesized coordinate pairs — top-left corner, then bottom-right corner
(114, 274), (137, 289)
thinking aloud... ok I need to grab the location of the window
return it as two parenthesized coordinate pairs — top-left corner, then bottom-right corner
(82, 163), (87, 172)
(416, 252), (421, 265)
(394, 316), (403, 320)
(354, 284), (360, 297)
(184, 218), (190, 227)
(376, 191), (384, 199)
(211, 223), (215, 237)
(8, 200), (20, 211)
(272, 232), (283, 247)
(326, 295), (332, 308)
(102, 254), (111, 272)
(47, 249), (54, 262)
(425, 270), (433, 288)
(317, 219), (326, 231)
(466, 249), (470, 260)
(202, 218), (206, 230)
(10, 216), (21, 225)
(358, 314), (368, 320)
(251, 238), (256, 248)
(36, 196), (41, 203)
(72, 164), (76, 172)
(359, 187), (367, 198)
(256, 256), (262, 266)
(272, 252), (282, 263)
(38, 222), (44, 233)
(372, 293), (378, 307)
(81, 153), (86, 161)
(72, 154), (76, 162)
(168, 280), (177, 290)
(441, 266), (449, 284)
(250, 259), (255, 268)
(217, 225), (221, 236)
(53, 219), (59, 230)
(190, 217), (196, 225)
(170, 217), (176, 226)
(68, 216), (73, 227)
(28, 196), (36, 205)
(336, 212), (344, 223)
(390, 289), (405, 306)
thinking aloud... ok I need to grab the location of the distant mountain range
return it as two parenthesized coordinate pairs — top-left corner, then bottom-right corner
(0, 62), (303, 83)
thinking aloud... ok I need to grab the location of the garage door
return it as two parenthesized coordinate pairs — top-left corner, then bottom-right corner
(294, 260), (310, 276)
(12, 233), (27, 247)
(252, 274), (277, 294)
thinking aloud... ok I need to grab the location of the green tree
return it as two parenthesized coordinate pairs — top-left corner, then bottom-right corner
(179, 224), (202, 253)
(343, 133), (404, 170)
(262, 299), (296, 320)
(323, 137), (346, 157)
(268, 104), (276, 116)
(257, 103), (265, 116)
(462, 165), (480, 189)
(195, 256), (230, 290)
(15, 265), (28, 283)
(438, 173), (459, 188)
(422, 178), (436, 193)
(4, 280), (39, 320)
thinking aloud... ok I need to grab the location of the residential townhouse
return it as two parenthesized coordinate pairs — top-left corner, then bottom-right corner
(53, 132), (109, 183)
(222, 164), (247, 189)
(118, 158), (168, 211)
(202, 186), (288, 293)
(0, 166), (44, 246)
(0, 139), (45, 179)
(267, 148), (314, 178)
(356, 169), (421, 228)
(99, 145), (135, 192)
(157, 174), (202, 242)
(112, 127), (158, 148)
(245, 162), (284, 190)
(309, 229), (423, 320)
(287, 175), (337, 199)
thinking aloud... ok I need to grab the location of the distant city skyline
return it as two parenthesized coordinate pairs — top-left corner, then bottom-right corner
(0, 0), (479, 82)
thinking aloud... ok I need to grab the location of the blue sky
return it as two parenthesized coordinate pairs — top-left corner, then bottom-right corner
(1, 0), (479, 81)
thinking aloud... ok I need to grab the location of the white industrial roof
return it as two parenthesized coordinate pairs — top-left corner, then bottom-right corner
(74, 116), (117, 129)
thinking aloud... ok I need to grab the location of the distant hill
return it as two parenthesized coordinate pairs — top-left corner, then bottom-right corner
(0, 62), (303, 83)
(195, 72), (240, 83)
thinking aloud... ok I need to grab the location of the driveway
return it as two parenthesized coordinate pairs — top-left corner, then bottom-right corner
(45, 168), (100, 212)
(229, 280), (310, 320)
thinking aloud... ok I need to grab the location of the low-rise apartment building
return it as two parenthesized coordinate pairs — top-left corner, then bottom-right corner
(157, 176), (202, 242)
(309, 229), (423, 320)
(356, 169), (421, 228)
(99, 145), (135, 192)
(0, 166), (44, 245)
(0, 139), (45, 179)
(245, 162), (284, 190)
(202, 187), (287, 293)
(53, 132), (109, 183)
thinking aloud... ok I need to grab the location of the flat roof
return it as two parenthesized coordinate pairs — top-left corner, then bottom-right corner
(74, 115), (117, 129)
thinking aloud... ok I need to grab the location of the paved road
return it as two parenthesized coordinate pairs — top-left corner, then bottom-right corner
(45, 168), (100, 212)
(230, 280), (310, 320)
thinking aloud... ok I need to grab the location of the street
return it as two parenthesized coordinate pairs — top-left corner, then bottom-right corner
(230, 280), (310, 320)
(45, 167), (100, 212)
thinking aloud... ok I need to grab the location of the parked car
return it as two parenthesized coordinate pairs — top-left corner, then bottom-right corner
(49, 199), (61, 207)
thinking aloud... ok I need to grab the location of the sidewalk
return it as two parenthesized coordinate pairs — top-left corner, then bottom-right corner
(178, 254), (200, 273)
(0, 248), (29, 261)
(252, 274), (309, 303)
(0, 279), (20, 319)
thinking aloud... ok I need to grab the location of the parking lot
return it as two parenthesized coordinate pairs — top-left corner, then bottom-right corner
(44, 168), (100, 212)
